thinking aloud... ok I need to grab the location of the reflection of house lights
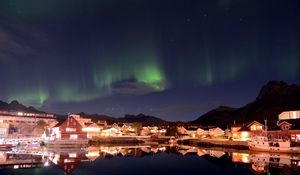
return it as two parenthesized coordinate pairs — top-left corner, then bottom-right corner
(159, 147), (166, 151)
(64, 159), (75, 163)
(232, 152), (249, 163)
(52, 154), (60, 165)
(101, 149), (118, 155)
(86, 152), (100, 157)
(44, 161), (49, 167)
(69, 153), (77, 158)
(241, 155), (250, 163)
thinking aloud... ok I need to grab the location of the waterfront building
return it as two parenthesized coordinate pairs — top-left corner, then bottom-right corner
(230, 123), (243, 140)
(53, 115), (87, 140)
(208, 127), (224, 138)
(50, 114), (105, 140)
(266, 119), (300, 142)
(279, 111), (300, 120)
(177, 126), (206, 138)
(97, 120), (107, 129)
(100, 127), (122, 137)
(140, 126), (167, 136)
(0, 122), (9, 137)
(255, 111), (300, 142)
(82, 123), (101, 139)
(0, 110), (56, 138)
(237, 121), (264, 141)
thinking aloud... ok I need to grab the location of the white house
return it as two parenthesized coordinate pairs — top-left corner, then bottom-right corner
(177, 126), (206, 138)
(101, 127), (122, 137)
(208, 127), (224, 137)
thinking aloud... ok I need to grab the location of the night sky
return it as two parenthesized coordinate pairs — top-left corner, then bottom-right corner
(0, 0), (299, 121)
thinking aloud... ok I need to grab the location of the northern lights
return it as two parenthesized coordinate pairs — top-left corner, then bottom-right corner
(0, 0), (299, 121)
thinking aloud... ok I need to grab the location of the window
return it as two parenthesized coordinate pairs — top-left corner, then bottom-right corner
(66, 128), (76, 132)
(70, 134), (78, 139)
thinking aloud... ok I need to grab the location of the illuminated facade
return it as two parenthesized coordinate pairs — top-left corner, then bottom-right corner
(230, 124), (242, 140)
(237, 121), (264, 141)
(51, 114), (105, 140)
(56, 116), (87, 140)
(279, 111), (300, 120)
(0, 110), (56, 137)
(208, 127), (224, 137)
(0, 110), (55, 125)
(177, 126), (206, 138)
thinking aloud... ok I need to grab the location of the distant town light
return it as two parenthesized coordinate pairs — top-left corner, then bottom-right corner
(17, 112), (23, 116)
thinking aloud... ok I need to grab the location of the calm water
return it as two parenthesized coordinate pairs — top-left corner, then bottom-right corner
(0, 145), (299, 175)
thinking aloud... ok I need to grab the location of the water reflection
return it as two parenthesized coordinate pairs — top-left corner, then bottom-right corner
(0, 145), (299, 175)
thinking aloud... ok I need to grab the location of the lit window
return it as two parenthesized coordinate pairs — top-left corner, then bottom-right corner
(70, 134), (78, 139)
(82, 128), (100, 132)
(66, 128), (76, 132)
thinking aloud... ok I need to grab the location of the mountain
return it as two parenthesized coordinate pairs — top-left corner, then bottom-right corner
(119, 113), (167, 125)
(0, 100), (168, 125)
(79, 112), (168, 126)
(192, 81), (300, 128)
(0, 100), (45, 113)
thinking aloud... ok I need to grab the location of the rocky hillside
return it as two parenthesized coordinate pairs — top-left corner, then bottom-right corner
(192, 81), (300, 128)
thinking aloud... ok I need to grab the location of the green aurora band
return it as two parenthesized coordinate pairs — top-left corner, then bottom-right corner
(93, 51), (168, 93)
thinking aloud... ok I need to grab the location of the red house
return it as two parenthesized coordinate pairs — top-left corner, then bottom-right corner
(49, 115), (88, 148)
(59, 116), (87, 140)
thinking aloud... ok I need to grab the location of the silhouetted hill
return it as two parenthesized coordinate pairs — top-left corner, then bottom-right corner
(119, 113), (167, 125)
(193, 81), (300, 128)
(0, 100), (169, 125)
(79, 112), (168, 126)
(78, 112), (117, 123)
(0, 100), (45, 113)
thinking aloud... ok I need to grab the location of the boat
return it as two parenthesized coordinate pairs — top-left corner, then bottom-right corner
(249, 135), (300, 153)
